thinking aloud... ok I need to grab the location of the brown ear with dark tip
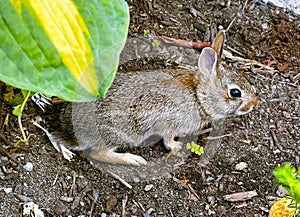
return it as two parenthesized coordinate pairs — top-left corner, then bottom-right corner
(211, 30), (226, 58)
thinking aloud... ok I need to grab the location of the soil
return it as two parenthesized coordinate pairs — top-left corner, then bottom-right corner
(1, 0), (300, 216)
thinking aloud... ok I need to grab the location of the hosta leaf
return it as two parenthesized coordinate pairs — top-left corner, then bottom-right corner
(0, 0), (129, 101)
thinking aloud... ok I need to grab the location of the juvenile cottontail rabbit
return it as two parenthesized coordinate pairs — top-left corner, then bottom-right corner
(35, 31), (259, 166)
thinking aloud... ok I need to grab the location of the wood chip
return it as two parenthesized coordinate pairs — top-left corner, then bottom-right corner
(223, 190), (258, 202)
(234, 162), (248, 170)
(106, 195), (117, 212)
(60, 196), (74, 203)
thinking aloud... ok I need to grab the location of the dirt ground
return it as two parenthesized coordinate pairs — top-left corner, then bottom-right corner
(1, 0), (300, 216)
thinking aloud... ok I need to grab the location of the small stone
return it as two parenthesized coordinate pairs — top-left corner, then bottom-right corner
(1, 156), (8, 161)
(23, 202), (44, 217)
(3, 188), (13, 193)
(23, 162), (33, 172)
(144, 184), (154, 192)
(276, 187), (288, 197)
(235, 162), (248, 171)
(207, 196), (214, 203)
(216, 205), (226, 216)
(60, 196), (74, 203)
(206, 176), (214, 182)
(205, 204), (210, 210)
(262, 23), (268, 29)
(282, 111), (291, 119)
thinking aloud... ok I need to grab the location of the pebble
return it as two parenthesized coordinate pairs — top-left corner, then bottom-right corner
(144, 184), (154, 192)
(282, 111), (291, 119)
(3, 188), (13, 193)
(23, 162), (33, 172)
(235, 162), (248, 171)
(276, 187), (288, 197)
(1, 156), (8, 161)
(207, 196), (214, 203)
(206, 176), (214, 182)
(262, 23), (269, 29)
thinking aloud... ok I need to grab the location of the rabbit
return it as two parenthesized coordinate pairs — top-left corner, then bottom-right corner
(34, 31), (259, 166)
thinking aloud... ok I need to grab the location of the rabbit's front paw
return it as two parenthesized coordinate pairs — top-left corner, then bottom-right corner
(163, 131), (183, 151)
(165, 141), (183, 151)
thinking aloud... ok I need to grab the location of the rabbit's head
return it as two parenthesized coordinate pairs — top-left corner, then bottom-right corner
(196, 31), (259, 120)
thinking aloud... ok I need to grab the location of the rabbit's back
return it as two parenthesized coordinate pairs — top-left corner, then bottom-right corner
(70, 70), (203, 151)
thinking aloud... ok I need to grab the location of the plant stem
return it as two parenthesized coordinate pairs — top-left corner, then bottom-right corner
(18, 90), (31, 144)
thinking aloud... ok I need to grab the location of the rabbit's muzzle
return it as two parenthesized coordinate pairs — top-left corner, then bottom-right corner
(237, 98), (259, 115)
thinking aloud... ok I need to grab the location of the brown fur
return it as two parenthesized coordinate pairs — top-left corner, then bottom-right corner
(164, 68), (199, 90)
(240, 100), (259, 112)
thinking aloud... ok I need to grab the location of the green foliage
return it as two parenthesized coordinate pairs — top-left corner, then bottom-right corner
(144, 29), (150, 35)
(186, 141), (204, 156)
(274, 163), (300, 206)
(3, 85), (24, 107)
(0, 0), (130, 145)
(0, 0), (129, 102)
(151, 39), (161, 47)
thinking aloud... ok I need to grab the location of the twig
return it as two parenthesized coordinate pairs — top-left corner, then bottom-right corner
(198, 127), (213, 135)
(89, 189), (99, 217)
(0, 133), (14, 147)
(172, 176), (200, 200)
(226, 46), (245, 57)
(132, 200), (145, 212)
(52, 173), (59, 186)
(226, 16), (236, 32)
(270, 130), (284, 152)
(0, 145), (19, 164)
(223, 49), (276, 71)
(187, 184), (200, 200)
(122, 195), (128, 217)
(226, 0), (247, 32)
(69, 171), (76, 196)
(206, 133), (232, 140)
(242, 0), (248, 12)
(172, 176), (189, 190)
(138, 201), (145, 212)
(157, 35), (210, 49)
(1, 113), (9, 131)
(105, 169), (132, 189)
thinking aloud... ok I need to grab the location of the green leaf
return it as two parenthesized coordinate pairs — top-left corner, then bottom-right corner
(274, 163), (300, 205)
(21, 89), (28, 98)
(0, 0), (129, 102)
(12, 105), (22, 116)
(186, 141), (204, 156)
(186, 143), (191, 149)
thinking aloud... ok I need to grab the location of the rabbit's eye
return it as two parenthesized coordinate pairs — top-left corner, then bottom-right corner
(229, 88), (241, 98)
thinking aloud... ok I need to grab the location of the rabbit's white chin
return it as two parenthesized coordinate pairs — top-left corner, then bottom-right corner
(236, 106), (254, 116)
(236, 99), (259, 116)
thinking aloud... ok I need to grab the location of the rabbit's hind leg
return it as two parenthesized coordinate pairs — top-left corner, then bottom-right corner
(84, 147), (148, 166)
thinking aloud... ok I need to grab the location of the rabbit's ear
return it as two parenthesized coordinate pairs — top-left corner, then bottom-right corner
(212, 30), (225, 57)
(197, 47), (218, 79)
